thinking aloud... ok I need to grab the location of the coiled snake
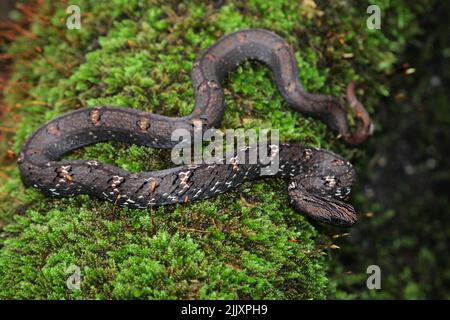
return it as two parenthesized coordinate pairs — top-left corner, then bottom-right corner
(18, 29), (372, 227)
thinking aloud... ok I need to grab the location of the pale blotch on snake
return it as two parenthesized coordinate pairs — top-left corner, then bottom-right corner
(18, 29), (373, 227)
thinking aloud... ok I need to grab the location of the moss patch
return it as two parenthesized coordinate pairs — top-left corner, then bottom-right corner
(0, 0), (418, 299)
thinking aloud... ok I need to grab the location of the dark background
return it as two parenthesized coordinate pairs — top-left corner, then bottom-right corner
(330, 0), (450, 299)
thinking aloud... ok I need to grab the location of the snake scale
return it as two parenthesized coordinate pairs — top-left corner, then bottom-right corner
(18, 29), (372, 227)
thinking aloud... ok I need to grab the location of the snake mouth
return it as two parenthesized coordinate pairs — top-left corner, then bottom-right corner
(341, 81), (374, 146)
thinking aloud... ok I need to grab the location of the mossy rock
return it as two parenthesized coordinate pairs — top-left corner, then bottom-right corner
(0, 0), (425, 299)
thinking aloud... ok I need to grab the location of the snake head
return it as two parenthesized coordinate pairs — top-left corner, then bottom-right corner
(288, 150), (358, 227)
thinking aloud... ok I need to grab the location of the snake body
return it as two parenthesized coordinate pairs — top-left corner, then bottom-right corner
(18, 29), (372, 227)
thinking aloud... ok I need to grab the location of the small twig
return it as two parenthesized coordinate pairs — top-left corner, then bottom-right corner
(149, 205), (156, 233)
(112, 194), (120, 216)
(178, 226), (208, 234)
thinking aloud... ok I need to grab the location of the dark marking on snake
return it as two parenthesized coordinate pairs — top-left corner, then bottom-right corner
(18, 29), (373, 227)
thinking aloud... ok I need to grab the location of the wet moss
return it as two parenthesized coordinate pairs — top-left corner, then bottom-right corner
(0, 0), (425, 299)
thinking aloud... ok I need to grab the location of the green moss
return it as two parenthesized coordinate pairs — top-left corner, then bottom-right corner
(0, 0), (424, 299)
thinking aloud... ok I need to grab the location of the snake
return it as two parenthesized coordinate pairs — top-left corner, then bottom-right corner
(17, 29), (372, 227)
